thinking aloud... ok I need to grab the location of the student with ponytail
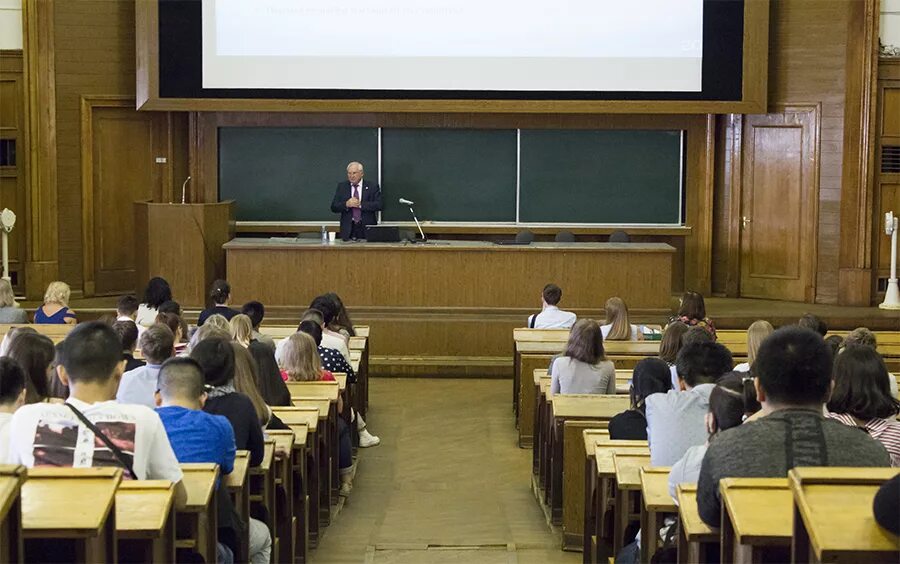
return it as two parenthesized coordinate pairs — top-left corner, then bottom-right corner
(198, 279), (240, 326)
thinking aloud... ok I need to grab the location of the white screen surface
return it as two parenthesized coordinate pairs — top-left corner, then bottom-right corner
(201, 0), (703, 92)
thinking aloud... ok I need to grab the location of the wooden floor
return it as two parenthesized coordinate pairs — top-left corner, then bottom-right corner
(311, 378), (578, 564)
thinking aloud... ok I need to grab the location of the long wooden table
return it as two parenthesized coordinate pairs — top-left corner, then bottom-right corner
(116, 480), (176, 562)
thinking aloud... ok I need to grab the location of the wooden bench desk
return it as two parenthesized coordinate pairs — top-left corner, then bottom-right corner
(226, 450), (251, 563)
(590, 437), (650, 553)
(177, 463), (220, 564)
(348, 336), (366, 351)
(250, 440), (277, 559)
(640, 467), (676, 563)
(354, 326), (370, 338)
(612, 453), (651, 555)
(523, 367), (551, 449)
(720, 478), (792, 563)
(116, 480), (176, 562)
(548, 395), (631, 524)
(22, 467), (121, 562)
(292, 396), (338, 511)
(267, 430), (304, 563)
(676, 484), (718, 564)
(272, 408), (321, 543)
(0, 465), (24, 564)
(789, 467), (900, 564)
(0, 324), (74, 344)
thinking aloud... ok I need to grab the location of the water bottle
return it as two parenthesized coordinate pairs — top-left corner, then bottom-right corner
(321, 225), (328, 244)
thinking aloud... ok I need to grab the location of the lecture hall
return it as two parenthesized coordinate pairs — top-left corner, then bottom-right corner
(0, 0), (898, 562)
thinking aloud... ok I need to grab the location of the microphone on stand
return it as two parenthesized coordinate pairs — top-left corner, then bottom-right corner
(399, 197), (426, 242)
(181, 176), (192, 204)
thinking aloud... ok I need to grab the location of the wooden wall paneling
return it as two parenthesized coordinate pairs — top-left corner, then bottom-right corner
(681, 114), (716, 296)
(0, 51), (26, 289)
(725, 114), (745, 297)
(838, 0), (879, 305)
(21, 0), (59, 300)
(874, 61), (900, 295)
(81, 96), (168, 296)
(739, 106), (820, 302)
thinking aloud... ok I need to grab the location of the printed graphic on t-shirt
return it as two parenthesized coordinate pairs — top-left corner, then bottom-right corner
(32, 418), (136, 478)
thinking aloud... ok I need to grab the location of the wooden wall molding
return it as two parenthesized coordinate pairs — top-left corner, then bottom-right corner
(21, 0), (58, 300)
(839, 0), (879, 305)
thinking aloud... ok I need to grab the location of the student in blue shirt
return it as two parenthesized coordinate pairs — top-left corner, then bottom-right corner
(155, 357), (271, 564)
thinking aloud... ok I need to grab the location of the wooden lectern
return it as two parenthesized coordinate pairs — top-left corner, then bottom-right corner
(134, 201), (234, 307)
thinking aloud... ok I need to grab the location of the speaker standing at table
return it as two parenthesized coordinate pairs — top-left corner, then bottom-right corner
(330, 161), (384, 241)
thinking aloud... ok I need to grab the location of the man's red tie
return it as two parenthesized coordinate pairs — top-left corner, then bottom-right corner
(352, 184), (362, 223)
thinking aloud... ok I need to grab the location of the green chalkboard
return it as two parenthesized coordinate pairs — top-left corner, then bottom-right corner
(519, 129), (683, 224)
(218, 127), (378, 221)
(380, 129), (517, 222)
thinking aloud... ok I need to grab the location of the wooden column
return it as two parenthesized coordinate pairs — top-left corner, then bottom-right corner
(838, 0), (879, 305)
(21, 0), (59, 299)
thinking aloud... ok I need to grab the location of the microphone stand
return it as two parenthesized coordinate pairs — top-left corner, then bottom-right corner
(407, 204), (427, 242)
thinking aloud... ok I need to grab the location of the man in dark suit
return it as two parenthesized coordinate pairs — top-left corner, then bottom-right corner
(330, 161), (384, 241)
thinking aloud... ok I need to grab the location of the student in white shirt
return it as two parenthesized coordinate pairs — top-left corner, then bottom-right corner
(137, 277), (173, 328)
(0, 358), (27, 463)
(277, 308), (352, 365)
(600, 297), (644, 341)
(733, 319), (773, 372)
(527, 284), (577, 329)
(7, 322), (187, 507)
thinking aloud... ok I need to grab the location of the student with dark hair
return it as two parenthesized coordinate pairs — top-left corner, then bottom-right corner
(671, 290), (716, 339)
(681, 325), (714, 347)
(116, 294), (139, 322)
(155, 312), (187, 354)
(7, 322), (187, 505)
(827, 345), (900, 466)
(198, 279), (240, 326)
(696, 327), (891, 527)
(310, 295), (353, 355)
(112, 320), (145, 372)
(646, 341), (733, 466)
(323, 292), (356, 337)
(550, 319), (615, 395)
(824, 334), (844, 358)
(0, 357), (27, 461)
(191, 337), (265, 466)
(658, 321), (689, 388)
(608, 358), (671, 440)
(5, 332), (55, 404)
(117, 324), (175, 408)
(278, 306), (352, 365)
(47, 341), (69, 400)
(155, 357), (272, 564)
(299, 319), (356, 383)
(873, 474), (900, 535)
(798, 313), (827, 336)
(527, 283), (576, 329)
(668, 372), (759, 498)
(137, 277), (172, 327)
(241, 301), (276, 350)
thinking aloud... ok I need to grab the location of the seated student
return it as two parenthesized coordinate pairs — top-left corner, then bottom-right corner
(0, 279), (26, 324)
(733, 320), (773, 372)
(155, 312), (187, 355)
(669, 372), (759, 498)
(112, 320), (145, 373)
(281, 332), (356, 493)
(230, 314), (254, 348)
(658, 321), (689, 389)
(697, 327), (891, 527)
(299, 320), (356, 383)
(601, 297), (644, 341)
(116, 324), (175, 408)
(798, 313), (828, 337)
(827, 345), (900, 466)
(137, 277), (172, 328)
(550, 319), (616, 395)
(47, 342), (69, 400)
(277, 308), (352, 366)
(34, 281), (77, 325)
(526, 283), (576, 329)
(231, 342), (286, 431)
(322, 292), (356, 338)
(873, 474), (900, 535)
(191, 337), (265, 466)
(646, 341), (733, 466)
(198, 279), (240, 326)
(155, 357), (272, 564)
(824, 334), (844, 358)
(157, 300), (189, 344)
(608, 358), (671, 440)
(5, 332), (55, 404)
(187, 322), (231, 354)
(839, 327), (899, 398)
(116, 294), (139, 324)
(241, 301), (276, 350)
(310, 295), (354, 350)
(0, 326), (35, 357)
(7, 322), (187, 501)
(0, 358), (27, 461)
(670, 290), (715, 339)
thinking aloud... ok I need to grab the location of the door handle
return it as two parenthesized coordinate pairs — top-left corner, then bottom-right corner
(742, 216), (752, 229)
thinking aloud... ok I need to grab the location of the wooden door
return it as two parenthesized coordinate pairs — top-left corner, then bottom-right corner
(83, 102), (167, 296)
(739, 107), (819, 302)
(0, 52), (27, 290)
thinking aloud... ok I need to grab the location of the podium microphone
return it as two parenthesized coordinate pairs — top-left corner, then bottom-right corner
(399, 197), (426, 242)
(181, 176), (192, 204)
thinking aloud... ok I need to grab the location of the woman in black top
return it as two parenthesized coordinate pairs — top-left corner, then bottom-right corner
(197, 279), (240, 326)
(607, 358), (672, 440)
(191, 337), (265, 466)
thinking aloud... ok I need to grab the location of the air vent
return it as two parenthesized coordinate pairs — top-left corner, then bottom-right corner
(882, 145), (900, 173)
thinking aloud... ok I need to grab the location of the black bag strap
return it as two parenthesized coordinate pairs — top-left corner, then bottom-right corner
(65, 403), (136, 479)
(529, 313), (538, 329)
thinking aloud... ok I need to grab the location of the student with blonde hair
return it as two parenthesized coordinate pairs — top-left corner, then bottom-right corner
(34, 281), (76, 324)
(0, 279), (26, 323)
(600, 297), (643, 341)
(230, 314), (254, 348)
(734, 320), (774, 372)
